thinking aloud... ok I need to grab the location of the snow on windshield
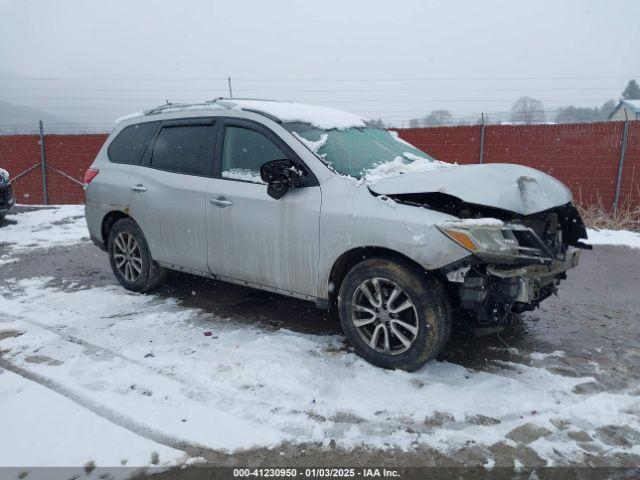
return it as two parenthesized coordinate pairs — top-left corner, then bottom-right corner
(292, 131), (328, 156)
(229, 100), (367, 130)
(363, 154), (454, 185)
(287, 125), (453, 179)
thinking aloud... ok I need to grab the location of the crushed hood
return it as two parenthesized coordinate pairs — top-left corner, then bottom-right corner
(369, 163), (572, 215)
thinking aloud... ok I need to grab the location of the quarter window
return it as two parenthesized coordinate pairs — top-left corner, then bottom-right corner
(108, 121), (159, 165)
(222, 126), (287, 183)
(151, 124), (216, 176)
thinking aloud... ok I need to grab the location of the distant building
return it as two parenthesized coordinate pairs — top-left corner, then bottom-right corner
(608, 99), (640, 121)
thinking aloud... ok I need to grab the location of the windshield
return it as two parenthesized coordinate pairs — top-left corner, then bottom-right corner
(283, 123), (438, 178)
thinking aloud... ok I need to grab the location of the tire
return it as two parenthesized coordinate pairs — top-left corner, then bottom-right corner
(107, 218), (166, 292)
(338, 258), (451, 371)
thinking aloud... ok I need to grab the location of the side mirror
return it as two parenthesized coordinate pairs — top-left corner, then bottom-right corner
(260, 159), (305, 200)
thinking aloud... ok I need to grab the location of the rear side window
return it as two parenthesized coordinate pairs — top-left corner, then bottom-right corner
(107, 121), (159, 165)
(150, 125), (216, 176)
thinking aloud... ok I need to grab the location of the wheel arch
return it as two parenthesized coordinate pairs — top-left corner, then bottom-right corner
(326, 246), (431, 306)
(100, 210), (132, 246)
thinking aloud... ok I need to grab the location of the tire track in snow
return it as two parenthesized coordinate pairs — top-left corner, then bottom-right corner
(1, 310), (285, 413)
(0, 357), (199, 454)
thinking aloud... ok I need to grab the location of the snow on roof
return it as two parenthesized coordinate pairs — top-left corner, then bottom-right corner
(114, 99), (368, 130)
(225, 99), (368, 130)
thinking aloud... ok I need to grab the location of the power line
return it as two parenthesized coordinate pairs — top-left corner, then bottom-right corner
(0, 74), (637, 82)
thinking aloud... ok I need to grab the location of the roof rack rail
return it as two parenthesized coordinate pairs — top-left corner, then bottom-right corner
(144, 98), (226, 116)
(139, 97), (285, 124)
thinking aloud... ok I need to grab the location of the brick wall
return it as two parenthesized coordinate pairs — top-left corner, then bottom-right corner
(0, 134), (107, 205)
(393, 121), (639, 209)
(0, 122), (637, 208)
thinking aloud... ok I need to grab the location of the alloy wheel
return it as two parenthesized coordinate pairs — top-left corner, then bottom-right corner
(113, 232), (143, 282)
(351, 277), (420, 355)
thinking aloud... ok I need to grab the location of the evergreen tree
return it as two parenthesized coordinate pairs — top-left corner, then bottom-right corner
(622, 80), (640, 100)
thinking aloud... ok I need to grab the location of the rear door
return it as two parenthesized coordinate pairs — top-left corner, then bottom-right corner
(206, 118), (321, 297)
(128, 118), (217, 272)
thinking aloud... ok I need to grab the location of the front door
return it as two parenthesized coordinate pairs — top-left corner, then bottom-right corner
(206, 120), (321, 297)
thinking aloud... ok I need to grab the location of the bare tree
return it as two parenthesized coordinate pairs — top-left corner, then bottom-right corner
(422, 110), (453, 126)
(510, 97), (546, 124)
(366, 118), (385, 128)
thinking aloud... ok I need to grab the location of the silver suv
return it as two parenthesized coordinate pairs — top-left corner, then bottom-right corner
(85, 99), (588, 371)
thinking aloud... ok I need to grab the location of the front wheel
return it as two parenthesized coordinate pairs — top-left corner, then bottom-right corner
(338, 258), (450, 371)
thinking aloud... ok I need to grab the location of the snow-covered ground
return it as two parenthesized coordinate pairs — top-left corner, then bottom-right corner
(1, 206), (640, 475)
(0, 205), (88, 265)
(3, 276), (639, 465)
(586, 228), (640, 249)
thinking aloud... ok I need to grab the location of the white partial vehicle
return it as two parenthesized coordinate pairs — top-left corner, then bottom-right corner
(84, 99), (588, 371)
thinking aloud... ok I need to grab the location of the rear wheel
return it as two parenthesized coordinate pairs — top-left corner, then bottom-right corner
(107, 218), (166, 292)
(338, 258), (450, 371)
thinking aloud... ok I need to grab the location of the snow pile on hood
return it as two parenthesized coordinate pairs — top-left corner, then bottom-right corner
(228, 100), (367, 130)
(364, 154), (454, 184)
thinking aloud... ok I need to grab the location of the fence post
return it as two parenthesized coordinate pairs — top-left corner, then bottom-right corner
(479, 113), (486, 164)
(613, 118), (629, 212)
(38, 120), (49, 205)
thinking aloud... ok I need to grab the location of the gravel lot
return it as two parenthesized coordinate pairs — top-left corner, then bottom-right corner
(1, 206), (639, 479)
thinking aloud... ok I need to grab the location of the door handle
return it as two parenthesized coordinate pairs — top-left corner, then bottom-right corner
(130, 184), (147, 192)
(209, 196), (233, 207)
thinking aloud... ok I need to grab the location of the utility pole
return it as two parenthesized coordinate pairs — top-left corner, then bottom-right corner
(227, 77), (233, 98)
(39, 120), (49, 205)
(479, 112), (486, 164)
(613, 115), (629, 212)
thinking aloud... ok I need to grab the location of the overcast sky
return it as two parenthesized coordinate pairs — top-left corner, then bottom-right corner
(1, 0), (639, 130)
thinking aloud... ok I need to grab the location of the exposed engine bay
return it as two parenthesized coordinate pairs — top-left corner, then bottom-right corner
(386, 191), (592, 332)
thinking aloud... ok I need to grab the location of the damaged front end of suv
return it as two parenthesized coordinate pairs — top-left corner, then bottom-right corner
(437, 204), (589, 331)
(370, 163), (591, 333)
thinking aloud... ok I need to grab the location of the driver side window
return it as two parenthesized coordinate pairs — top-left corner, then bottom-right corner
(222, 126), (286, 184)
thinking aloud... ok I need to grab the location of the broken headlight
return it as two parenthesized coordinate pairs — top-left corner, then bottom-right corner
(438, 221), (520, 260)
